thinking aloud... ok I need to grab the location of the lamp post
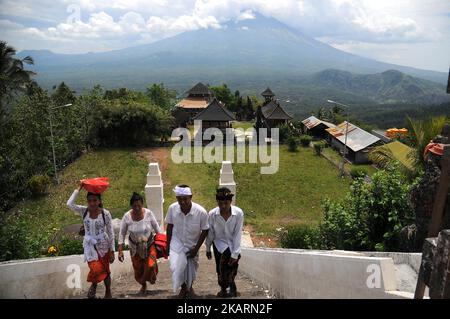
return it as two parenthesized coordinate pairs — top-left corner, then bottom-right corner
(327, 99), (350, 176)
(49, 103), (72, 184)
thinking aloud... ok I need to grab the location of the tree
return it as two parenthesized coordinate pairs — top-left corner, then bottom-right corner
(78, 85), (104, 149)
(314, 107), (329, 121)
(0, 41), (35, 110)
(50, 82), (83, 167)
(244, 96), (255, 121)
(10, 83), (53, 185)
(51, 82), (76, 106)
(146, 83), (176, 110)
(0, 42), (36, 210)
(210, 84), (235, 111)
(94, 100), (173, 147)
(235, 96), (243, 120)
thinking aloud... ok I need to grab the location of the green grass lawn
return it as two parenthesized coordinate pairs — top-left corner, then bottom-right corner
(164, 145), (350, 234)
(186, 121), (255, 138)
(232, 121), (255, 131)
(4, 143), (350, 259)
(321, 145), (378, 176)
(2, 148), (149, 259)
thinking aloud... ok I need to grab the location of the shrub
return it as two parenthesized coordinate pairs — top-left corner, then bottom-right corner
(278, 124), (292, 144)
(279, 225), (323, 249)
(313, 141), (326, 155)
(287, 136), (298, 152)
(57, 236), (83, 256)
(27, 174), (51, 197)
(319, 165), (416, 251)
(299, 135), (312, 147)
(0, 219), (29, 261)
(320, 199), (365, 250)
(94, 100), (172, 147)
(350, 167), (368, 179)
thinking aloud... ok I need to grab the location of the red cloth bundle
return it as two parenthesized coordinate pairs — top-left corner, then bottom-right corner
(424, 142), (444, 157)
(154, 233), (168, 259)
(81, 177), (110, 194)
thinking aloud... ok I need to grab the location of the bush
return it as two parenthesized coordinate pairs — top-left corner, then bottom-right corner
(280, 225), (323, 249)
(287, 136), (298, 152)
(0, 215), (51, 261)
(278, 124), (292, 143)
(57, 236), (83, 256)
(95, 100), (172, 147)
(313, 141), (326, 155)
(350, 167), (368, 179)
(299, 135), (312, 147)
(319, 165), (416, 251)
(320, 199), (365, 250)
(27, 174), (51, 197)
(0, 219), (30, 261)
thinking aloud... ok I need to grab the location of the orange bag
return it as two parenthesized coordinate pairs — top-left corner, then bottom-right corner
(154, 233), (168, 259)
(81, 177), (109, 194)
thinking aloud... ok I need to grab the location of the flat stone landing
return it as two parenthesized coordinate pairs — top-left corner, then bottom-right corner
(71, 247), (272, 299)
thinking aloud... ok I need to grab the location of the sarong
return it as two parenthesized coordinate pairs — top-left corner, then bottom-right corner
(131, 244), (158, 285)
(213, 244), (240, 290)
(169, 250), (199, 292)
(87, 251), (111, 283)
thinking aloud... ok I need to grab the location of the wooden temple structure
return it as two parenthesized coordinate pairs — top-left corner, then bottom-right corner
(256, 87), (293, 131)
(175, 82), (215, 124)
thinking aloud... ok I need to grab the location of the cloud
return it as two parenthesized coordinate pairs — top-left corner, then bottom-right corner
(2, 0), (448, 44)
(1, 0), (449, 70)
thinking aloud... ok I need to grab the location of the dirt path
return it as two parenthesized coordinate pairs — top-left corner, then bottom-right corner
(74, 247), (271, 299)
(135, 147), (170, 173)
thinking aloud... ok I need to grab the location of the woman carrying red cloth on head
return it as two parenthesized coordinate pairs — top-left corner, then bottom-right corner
(67, 181), (115, 299)
(118, 192), (162, 295)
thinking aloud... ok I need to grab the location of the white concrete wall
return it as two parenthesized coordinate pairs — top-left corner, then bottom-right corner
(0, 252), (133, 299)
(359, 251), (422, 273)
(239, 247), (411, 299)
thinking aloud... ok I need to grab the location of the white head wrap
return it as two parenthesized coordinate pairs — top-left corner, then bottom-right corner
(173, 185), (192, 196)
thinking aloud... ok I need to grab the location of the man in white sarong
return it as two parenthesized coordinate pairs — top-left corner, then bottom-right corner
(165, 184), (209, 299)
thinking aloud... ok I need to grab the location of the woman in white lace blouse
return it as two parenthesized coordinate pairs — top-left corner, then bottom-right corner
(118, 192), (161, 295)
(67, 182), (115, 299)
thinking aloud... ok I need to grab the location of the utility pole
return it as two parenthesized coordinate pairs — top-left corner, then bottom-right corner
(327, 99), (350, 176)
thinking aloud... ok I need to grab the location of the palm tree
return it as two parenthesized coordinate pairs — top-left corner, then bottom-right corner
(0, 41), (35, 109)
(369, 116), (447, 178)
(406, 116), (447, 169)
(0, 42), (35, 183)
(369, 145), (396, 169)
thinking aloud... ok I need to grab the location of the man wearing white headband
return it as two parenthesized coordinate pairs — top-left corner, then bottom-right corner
(165, 184), (209, 299)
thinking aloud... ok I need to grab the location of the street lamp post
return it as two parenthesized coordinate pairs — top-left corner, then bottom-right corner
(49, 103), (72, 184)
(327, 99), (350, 176)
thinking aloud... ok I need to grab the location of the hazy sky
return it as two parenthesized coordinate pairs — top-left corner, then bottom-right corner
(1, 0), (449, 72)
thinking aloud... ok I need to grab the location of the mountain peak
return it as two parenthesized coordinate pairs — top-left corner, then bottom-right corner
(223, 11), (300, 34)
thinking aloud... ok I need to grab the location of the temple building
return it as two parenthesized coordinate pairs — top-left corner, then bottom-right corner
(193, 98), (236, 140)
(175, 82), (215, 123)
(256, 87), (293, 130)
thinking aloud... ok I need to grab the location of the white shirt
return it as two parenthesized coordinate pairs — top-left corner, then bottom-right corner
(165, 201), (209, 254)
(118, 209), (161, 244)
(67, 190), (115, 261)
(205, 206), (244, 259)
